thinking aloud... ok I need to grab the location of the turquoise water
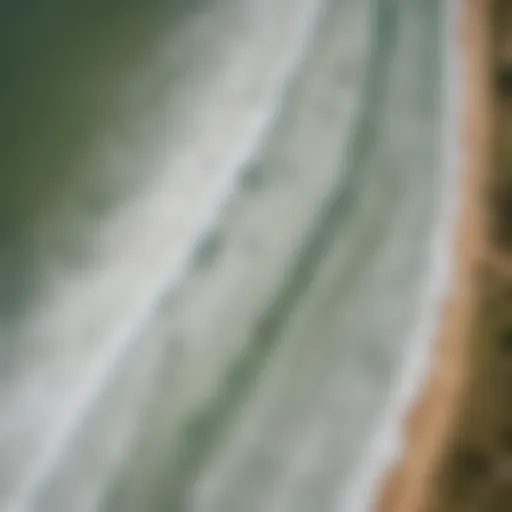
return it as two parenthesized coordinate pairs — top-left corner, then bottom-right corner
(0, 1), (457, 511)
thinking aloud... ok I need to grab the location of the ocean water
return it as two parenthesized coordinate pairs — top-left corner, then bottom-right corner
(0, 0), (458, 511)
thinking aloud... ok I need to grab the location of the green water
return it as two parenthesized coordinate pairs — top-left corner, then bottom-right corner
(0, 1), (454, 511)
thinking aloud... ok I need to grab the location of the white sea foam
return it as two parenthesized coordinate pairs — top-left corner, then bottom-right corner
(341, 1), (463, 510)
(5, 1), (327, 510)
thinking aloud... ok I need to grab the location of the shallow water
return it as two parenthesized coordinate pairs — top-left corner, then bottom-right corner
(0, 1), (455, 510)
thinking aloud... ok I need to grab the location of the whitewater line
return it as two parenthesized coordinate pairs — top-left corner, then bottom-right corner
(6, 2), (328, 511)
(340, 1), (463, 510)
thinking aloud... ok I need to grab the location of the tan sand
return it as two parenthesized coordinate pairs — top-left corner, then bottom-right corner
(376, 1), (494, 510)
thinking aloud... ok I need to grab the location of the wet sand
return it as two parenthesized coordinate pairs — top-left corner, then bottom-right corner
(377, 0), (512, 510)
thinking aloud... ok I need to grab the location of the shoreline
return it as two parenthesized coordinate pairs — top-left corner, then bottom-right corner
(376, 0), (493, 510)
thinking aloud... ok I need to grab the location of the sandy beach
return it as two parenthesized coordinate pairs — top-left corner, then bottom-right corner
(376, 0), (495, 510)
